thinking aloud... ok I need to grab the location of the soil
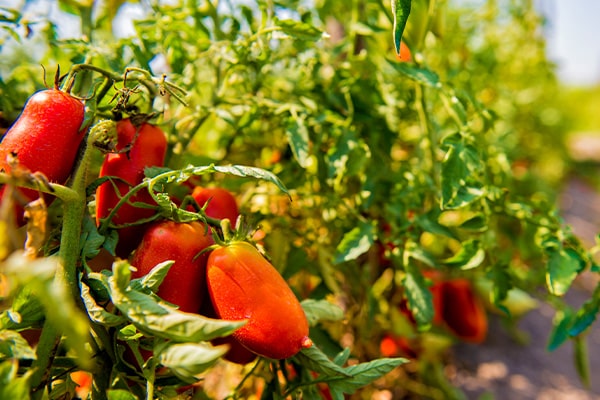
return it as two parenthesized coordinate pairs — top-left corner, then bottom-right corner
(449, 176), (600, 400)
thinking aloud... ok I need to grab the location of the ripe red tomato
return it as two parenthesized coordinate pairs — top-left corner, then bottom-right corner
(441, 279), (488, 343)
(190, 186), (239, 223)
(95, 118), (167, 258)
(200, 299), (257, 365)
(131, 220), (213, 314)
(0, 89), (85, 223)
(206, 241), (312, 359)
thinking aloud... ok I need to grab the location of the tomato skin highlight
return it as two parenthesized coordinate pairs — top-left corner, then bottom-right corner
(191, 186), (239, 223)
(0, 89), (85, 223)
(131, 220), (213, 314)
(207, 241), (311, 359)
(95, 119), (167, 257)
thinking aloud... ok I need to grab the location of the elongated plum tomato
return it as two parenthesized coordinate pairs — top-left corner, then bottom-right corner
(191, 186), (239, 223)
(95, 119), (167, 258)
(442, 279), (488, 343)
(207, 241), (312, 359)
(131, 221), (213, 313)
(0, 89), (85, 223)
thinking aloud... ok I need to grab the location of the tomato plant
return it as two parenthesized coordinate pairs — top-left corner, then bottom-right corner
(1, 0), (599, 399)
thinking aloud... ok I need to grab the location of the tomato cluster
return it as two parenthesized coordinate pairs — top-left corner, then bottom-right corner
(0, 92), (311, 366)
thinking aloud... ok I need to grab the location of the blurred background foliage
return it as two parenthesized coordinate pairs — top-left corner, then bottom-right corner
(2, 0), (600, 397)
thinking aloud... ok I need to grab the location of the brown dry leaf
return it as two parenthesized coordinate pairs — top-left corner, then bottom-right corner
(23, 197), (47, 259)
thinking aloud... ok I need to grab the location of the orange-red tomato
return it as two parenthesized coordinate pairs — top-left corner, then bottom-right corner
(441, 279), (488, 343)
(395, 41), (412, 62)
(190, 186), (239, 224)
(131, 220), (213, 314)
(206, 241), (312, 359)
(0, 89), (85, 224)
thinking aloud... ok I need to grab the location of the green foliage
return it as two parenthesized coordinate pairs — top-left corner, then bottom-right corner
(1, 0), (599, 398)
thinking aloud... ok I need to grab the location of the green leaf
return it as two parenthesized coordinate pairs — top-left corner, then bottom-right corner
(391, 0), (411, 53)
(130, 261), (174, 293)
(403, 264), (434, 329)
(286, 116), (311, 168)
(389, 61), (441, 88)
(0, 330), (36, 360)
(0, 360), (31, 400)
(333, 221), (375, 264)
(301, 299), (344, 327)
(547, 308), (574, 351)
(569, 285), (600, 337)
(546, 248), (584, 297)
(443, 239), (485, 270)
(106, 262), (244, 342)
(80, 281), (127, 327)
(328, 357), (408, 395)
(440, 139), (485, 209)
(294, 346), (351, 377)
(107, 389), (138, 400)
(274, 18), (324, 41)
(80, 216), (105, 260)
(157, 342), (228, 381)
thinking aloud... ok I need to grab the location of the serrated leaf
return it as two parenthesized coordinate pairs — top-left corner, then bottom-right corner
(286, 117), (311, 168)
(441, 140), (485, 209)
(130, 261), (174, 293)
(328, 357), (408, 394)
(80, 216), (105, 260)
(294, 346), (351, 377)
(148, 164), (289, 197)
(332, 348), (351, 366)
(389, 61), (440, 88)
(80, 281), (126, 327)
(301, 299), (344, 326)
(546, 248), (584, 296)
(106, 262), (244, 342)
(443, 239), (485, 270)
(157, 342), (228, 381)
(275, 18), (324, 41)
(0, 330), (36, 360)
(403, 264), (434, 328)
(391, 0), (411, 53)
(334, 221), (375, 264)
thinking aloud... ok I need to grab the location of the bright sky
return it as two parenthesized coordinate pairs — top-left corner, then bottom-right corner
(544, 0), (600, 86)
(1, 0), (600, 86)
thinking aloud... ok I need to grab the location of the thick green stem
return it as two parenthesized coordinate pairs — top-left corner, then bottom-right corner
(29, 125), (99, 399)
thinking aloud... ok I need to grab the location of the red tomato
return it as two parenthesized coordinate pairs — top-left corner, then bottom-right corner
(206, 241), (312, 359)
(190, 186), (239, 223)
(441, 279), (488, 343)
(380, 334), (417, 359)
(200, 299), (257, 365)
(0, 89), (85, 224)
(131, 220), (213, 314)
(95, 119), (167, 258)
(70, 371), (93, 399)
